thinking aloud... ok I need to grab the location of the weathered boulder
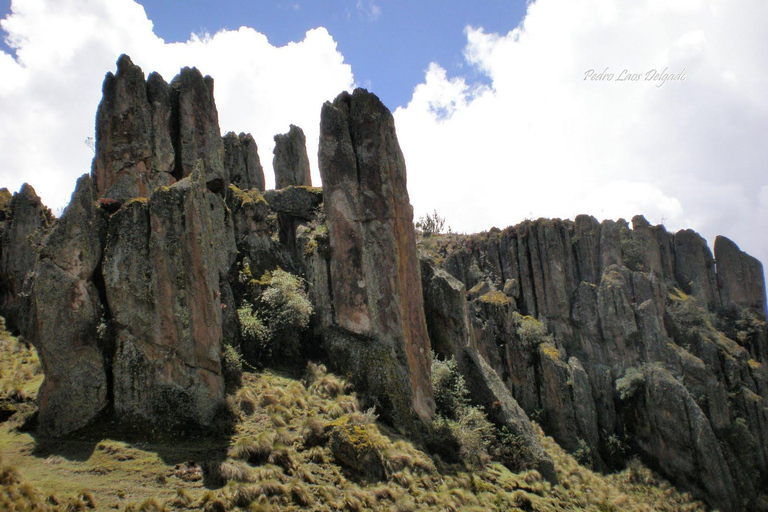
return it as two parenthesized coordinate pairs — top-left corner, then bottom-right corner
(263, 186), (323, 262)
(273, 124), (311, 189)
(92, 55), (175, 201)
(715, 235), (767, 314)
(318, 89), (435, 432)
(103, 165), (236, 428)
(171, 67), (227, 193)
(223, 132), (265, 191)
(27, 175), (108, 437)
(0, 184), (54, 333)
(263, 186), (322, 220)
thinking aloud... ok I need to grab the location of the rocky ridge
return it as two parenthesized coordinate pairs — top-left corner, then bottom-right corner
(0, 55), (765, 512)
(419, 215), (768, 511)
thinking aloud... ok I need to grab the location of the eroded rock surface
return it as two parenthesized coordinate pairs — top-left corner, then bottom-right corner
(423, 215), (768, 511)
(223, 132), (265, 191)
(28, 175), (108, 437)
(0, 184), (53, 333)
(318, 89), (435, 432)
(103, 167), (236, 427)
(273, 124), (311, 189)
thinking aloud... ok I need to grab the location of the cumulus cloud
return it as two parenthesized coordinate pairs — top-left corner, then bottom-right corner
(395, 0), (768, 266)
(0, 0), (353, 213)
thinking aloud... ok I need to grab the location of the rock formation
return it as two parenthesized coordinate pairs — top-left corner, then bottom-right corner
(2, 55), (766, 512)
(223, 132), (265, 191)
(92, 55), (175, 201)
(171, 67), (228, 192)
(27, 175), (108, 437)
(92, 55), (227, 200)
(273, 124), (311, 188)
(424, 215), (768, 511)
(103, 165), (236, 427)
(317, 89), (435, 432)
(0, 184), (53, 333)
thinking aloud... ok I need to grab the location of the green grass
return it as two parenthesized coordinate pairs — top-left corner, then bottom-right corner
(0, 327), (706, 512)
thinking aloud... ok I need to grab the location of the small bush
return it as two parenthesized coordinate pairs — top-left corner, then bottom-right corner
(429, 356), (496, 468)
(415, 210), (446, 237)
(239, 270), (313, 364)
(616, 367), (645, 401)
(512, 313), (552, 347)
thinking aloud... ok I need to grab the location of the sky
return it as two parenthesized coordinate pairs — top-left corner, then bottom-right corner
(1, 0), (767, 272)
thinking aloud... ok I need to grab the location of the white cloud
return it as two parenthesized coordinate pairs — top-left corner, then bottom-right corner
(394, 0), (768, 268)
(0, 0), (354, 213)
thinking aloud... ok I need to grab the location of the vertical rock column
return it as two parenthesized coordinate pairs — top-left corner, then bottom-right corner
(273, 124), (311, 188)
(103, 166), (236, 428)
(0, 184), (53, 333)
(318, 89), (435, 431)
(92, 55), (175, 201)
(28, 175), (108, 437)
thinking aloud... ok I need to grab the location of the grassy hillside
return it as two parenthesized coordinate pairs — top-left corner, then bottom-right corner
(0, 327), (706, 512)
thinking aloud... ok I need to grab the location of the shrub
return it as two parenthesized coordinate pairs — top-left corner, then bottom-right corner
(429, 355), (496, 468)
(616, 367), (645, 401)
(415, 210), (446, 237)
(239, 270), (313, 364)
(512, 313), (552, 347)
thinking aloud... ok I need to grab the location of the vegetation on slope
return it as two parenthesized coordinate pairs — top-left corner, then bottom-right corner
(0, 324), (707, 512)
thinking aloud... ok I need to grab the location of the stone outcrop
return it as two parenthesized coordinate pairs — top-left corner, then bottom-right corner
(92, 55), (226, 201)
(273, 124), (311, 189)
(92, 55), (175, 201)
(223, 132), (265, 191)
(27, 175), (108, 437)
(424, 215), (768, 511)
(0, 184), (53, 333)
(317, 89), (435, 432)
(171, 67), (227, 192)
(716, 235), (767, 313)
(103, 166), (236, 427)
(420, 256), (557, 482)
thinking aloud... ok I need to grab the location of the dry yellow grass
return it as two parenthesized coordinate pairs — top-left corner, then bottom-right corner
(0, 325), (707, 512)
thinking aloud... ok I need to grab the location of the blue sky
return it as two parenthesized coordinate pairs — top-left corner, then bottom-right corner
(1, 0), (767, 270)
(0, 0), (526, 110)
(135, 0), (527, 109)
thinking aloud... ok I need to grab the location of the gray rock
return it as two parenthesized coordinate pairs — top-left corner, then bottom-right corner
(171, 67), (227, 193)
(223, 132), (265, 191)
(27, 175), (108, 437)
(103, 165), (234, 428)
(92, 55), (175, 201)
(273, 124), (311, 189)
(318, 89), (435, 433)
(715, 235), (766, 314)
(0, 184), (54, 333)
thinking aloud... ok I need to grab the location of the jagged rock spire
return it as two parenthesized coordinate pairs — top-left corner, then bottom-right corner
(273, 124), (311, 188)
(318, 88), (435, 431)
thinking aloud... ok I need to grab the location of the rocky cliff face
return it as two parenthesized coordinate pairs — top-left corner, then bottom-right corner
(103, 166), (236, 428)
(2, 54), (766, 512)
(27, 176), (108, 436)
(316, 89), (435, 433)
(421, 214), (768, 511)
(0, 184), (53, 333)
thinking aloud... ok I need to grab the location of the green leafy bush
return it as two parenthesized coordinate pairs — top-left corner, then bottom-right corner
(237, 270), (313, 364)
